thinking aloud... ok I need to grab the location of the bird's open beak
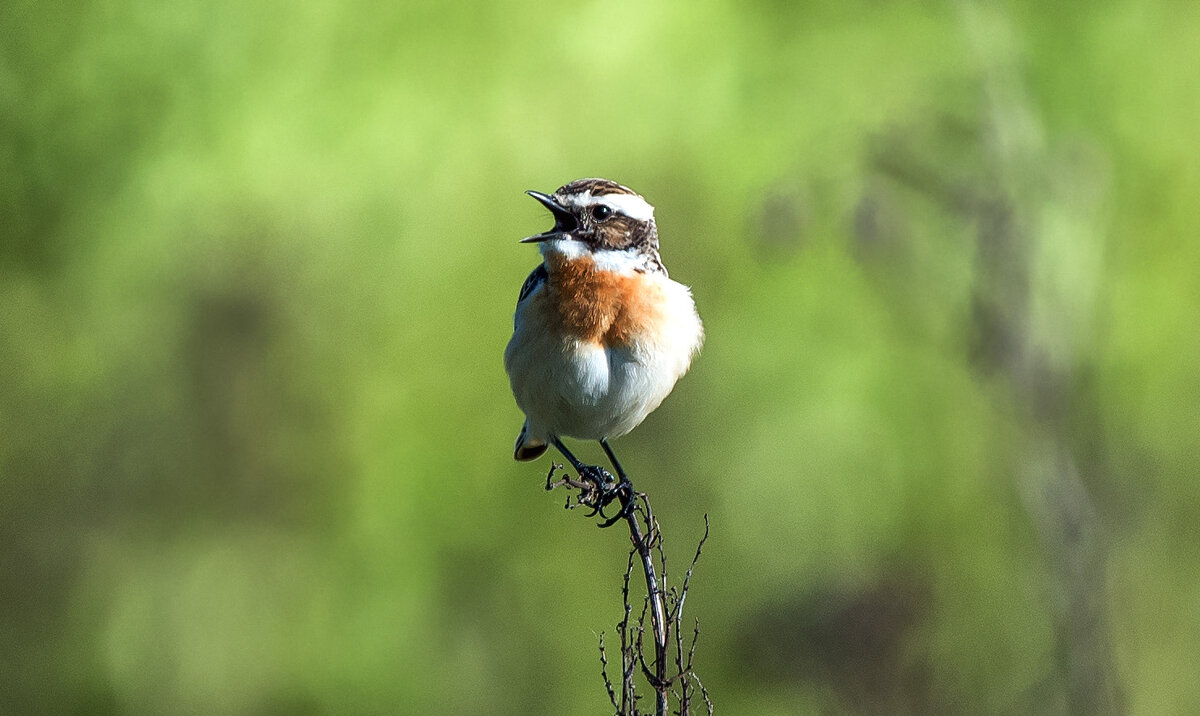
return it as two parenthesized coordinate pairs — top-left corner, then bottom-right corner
(521, 190), (577, 243)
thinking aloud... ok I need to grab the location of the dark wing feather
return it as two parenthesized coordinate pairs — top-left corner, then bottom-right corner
(517, 263), (548, 304)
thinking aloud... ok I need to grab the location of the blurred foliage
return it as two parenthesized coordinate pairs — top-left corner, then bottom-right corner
(2, 0), (1198, 713)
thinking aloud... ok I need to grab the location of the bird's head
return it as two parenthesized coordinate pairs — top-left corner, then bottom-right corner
(523, 178), (662, 273)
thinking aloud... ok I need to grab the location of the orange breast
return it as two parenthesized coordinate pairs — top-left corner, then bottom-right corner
(541, 254), (664, 346)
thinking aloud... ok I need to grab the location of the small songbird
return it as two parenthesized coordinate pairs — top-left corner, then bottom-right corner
(505, 178), (704, 494)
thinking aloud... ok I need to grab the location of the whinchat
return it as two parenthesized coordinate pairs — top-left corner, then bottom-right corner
(504, 178), (704, 489)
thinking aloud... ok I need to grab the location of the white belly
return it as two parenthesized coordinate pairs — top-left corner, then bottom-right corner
(505, 275), (702, 443)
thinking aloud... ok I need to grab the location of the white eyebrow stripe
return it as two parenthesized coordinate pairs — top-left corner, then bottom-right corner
(562, 191), (656, 222)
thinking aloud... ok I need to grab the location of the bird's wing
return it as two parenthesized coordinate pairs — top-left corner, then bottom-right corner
(516, 263), (548, 305)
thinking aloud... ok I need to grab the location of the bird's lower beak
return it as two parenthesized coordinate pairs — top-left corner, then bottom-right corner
(521, 190), (577, 243)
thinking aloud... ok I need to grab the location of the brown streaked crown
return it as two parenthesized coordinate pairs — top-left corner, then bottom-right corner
(551, 179), (661, 264)
(554, 178), (639, 197)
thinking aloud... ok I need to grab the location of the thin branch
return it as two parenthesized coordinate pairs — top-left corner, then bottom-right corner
(620, 551), (636, 714)
(600, 632), (619, 712)
(544, 460), (711, 714)
(674, 515), (710, 622)
(693, 672), (714, 716)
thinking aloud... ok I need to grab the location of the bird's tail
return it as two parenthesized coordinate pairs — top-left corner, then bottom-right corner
(513, 422), (547, 461)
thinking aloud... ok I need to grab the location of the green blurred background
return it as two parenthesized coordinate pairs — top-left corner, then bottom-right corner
(3, 0), (1197, 713)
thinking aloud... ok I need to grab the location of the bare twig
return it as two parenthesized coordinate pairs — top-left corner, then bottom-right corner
(620, 552), (636, 714)
(600, 632), (619, 712)
(674, 515), (710, 692)
(545, 463), (711, 714)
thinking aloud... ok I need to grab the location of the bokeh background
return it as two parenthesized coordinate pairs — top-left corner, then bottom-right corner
(3, 0), (1197, 713)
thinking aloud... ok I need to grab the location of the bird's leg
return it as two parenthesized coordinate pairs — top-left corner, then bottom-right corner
(598, 438), (636, 527)
(551, 437), (592, 475)
(599, 437), (628, 481)
(552, 437), (636, 527)
(551, 437), (619, 518)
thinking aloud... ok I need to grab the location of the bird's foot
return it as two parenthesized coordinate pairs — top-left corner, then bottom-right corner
(575, 464), (615, 512)
(545, 461), (634, 527)
(576, 466), (634, 528)
(595, 485), (635, 528)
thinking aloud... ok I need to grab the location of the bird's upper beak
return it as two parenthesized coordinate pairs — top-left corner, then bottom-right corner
(521, 190), (577, 243)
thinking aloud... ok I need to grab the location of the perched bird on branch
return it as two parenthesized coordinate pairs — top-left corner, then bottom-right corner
(505, 178), (703, 501)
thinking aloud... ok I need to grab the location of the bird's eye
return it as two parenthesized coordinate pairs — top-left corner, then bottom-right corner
(591, 204), (612, 221)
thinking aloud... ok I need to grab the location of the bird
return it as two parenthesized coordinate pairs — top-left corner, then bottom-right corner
(504, 178), (704, 513)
